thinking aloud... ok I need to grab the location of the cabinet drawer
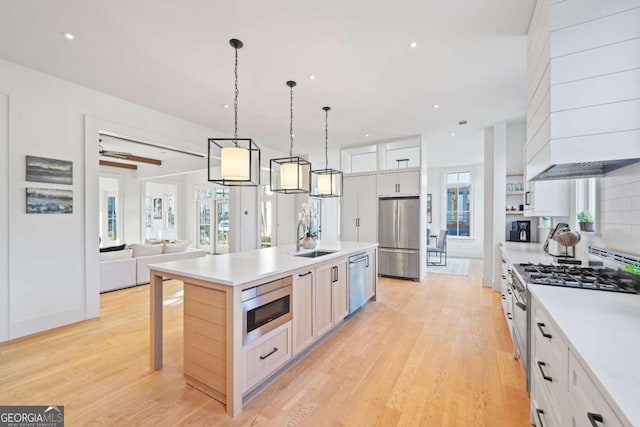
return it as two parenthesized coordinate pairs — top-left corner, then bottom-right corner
(568, 350), (623, 427)
(244, 322), (292, 392)
(532, 301), (567, 424)
(533, 304), (564, 369)
(532, 374), (561, 427)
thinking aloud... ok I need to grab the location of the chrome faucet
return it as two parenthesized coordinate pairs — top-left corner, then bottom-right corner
(296, 221), (306, 252)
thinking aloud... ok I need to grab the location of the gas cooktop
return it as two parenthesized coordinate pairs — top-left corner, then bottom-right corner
(515, 263), (640, 294)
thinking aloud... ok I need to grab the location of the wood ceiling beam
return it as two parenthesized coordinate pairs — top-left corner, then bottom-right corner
(100, 160), (138, 170)
(101, 153), (162, 165)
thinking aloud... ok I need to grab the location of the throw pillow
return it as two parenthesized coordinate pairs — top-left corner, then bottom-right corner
(131, 243), (164, 258)
(99, 243), (126, 253)
(163, 240), (190, 254)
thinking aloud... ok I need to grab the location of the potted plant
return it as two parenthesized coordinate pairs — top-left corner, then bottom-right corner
(577, 211), (595, 232)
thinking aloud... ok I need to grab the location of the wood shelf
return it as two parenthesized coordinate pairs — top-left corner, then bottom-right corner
(506, 191), (524, 196)
(506, 211), (524, 215)
(506, 171), (524, 177)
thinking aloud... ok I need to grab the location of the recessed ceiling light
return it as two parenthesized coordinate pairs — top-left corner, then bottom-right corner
(365, 133), (370, 137)
(433, 104), (439, 109)
(309, 75), (316, 80)
(62, 32), (76, 41)
(450, 132), (455, 136)
(410, 41), (418, 48)
(223, 104), (229, 109)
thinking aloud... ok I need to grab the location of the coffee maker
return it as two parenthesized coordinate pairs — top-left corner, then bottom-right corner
(510, 220), (531, 242)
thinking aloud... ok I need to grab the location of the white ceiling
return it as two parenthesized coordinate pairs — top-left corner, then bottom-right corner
(0, 0), (534, 156)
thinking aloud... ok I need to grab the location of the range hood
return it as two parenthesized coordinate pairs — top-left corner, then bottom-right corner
(527, 130), (640, 181)
(532, 159), (640, 181)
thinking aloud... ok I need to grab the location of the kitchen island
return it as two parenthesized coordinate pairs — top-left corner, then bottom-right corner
(148, 241), (378, 416)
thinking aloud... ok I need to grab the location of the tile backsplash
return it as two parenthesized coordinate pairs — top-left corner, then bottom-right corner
(599, 163), (640, 256)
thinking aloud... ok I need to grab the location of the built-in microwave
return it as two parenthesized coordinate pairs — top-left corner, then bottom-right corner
(242, 276), (293, 345)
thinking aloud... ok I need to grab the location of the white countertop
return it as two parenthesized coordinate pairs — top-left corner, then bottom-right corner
(148, 241), (377, 287)
(529, 285), (640, 426)
(500, 241), (557, 265)
(502, 242), (640, 426)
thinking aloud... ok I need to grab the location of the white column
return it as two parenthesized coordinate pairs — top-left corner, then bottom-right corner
(0, 93), (9, 342)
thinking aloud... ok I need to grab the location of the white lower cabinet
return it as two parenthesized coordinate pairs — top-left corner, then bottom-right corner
(530, 295), (625, 427)
(331, 261), (348, 324)
(315, 260), (348, 338)
(292, 270), (315, 356)
(244, 322), (292, 392)
(365, 248), (376, 300)
(568, 350), (623, 427)
(315, 263), (334, 337)
(292, 257), (352, 358)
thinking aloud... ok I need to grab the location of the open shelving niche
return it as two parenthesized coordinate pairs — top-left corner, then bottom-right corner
(505, 171), (529, 241)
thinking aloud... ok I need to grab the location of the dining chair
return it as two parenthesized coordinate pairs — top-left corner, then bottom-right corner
(427, 230), (448, 266)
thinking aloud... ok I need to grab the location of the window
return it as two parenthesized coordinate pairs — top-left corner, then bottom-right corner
(576, 178), (597, 232)
(99, 176), (122, 245)
(260, 186), (274, 248)
(106, 194), (117, 241)
(445, 171), (472, 238)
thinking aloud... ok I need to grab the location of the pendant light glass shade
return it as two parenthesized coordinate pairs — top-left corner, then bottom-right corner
(270, 81), (311, 193)
(208, 38), (260, 187)
(310, 106), (343, 198)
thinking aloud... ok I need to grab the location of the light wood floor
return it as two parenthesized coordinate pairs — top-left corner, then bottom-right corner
(0, 260), (530, 426)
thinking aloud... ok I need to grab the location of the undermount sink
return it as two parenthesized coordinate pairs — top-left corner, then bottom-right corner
(293, 250), (338, 258)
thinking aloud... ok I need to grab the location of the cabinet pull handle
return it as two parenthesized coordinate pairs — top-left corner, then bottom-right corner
(298, 271), (312, 277)
(507, 313), (512, 320)
(537, 322), (552, 339)
(507, 289), (512, 294)
(535, 409), (545, 427)
(502, 259), (506, 264)
(587, 413), (604, 427)
(259, 347), (278, 360)
(501, 295), (506, 300)
(515, 301), (527, 311)
(332, 266), (337, 282)
(365, 255), (369, 267)
(501, 275), (506, 279)
(537, 361), (553, 382)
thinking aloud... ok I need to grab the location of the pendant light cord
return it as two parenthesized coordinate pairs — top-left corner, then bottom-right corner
(289, 85), (294, 158)
(324, 108), (329, 169)
(233, 45), (239, 144)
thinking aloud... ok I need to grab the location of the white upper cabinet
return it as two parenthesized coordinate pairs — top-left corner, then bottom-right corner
(341, 174), (378, 243)
(376, 169), (420, 197)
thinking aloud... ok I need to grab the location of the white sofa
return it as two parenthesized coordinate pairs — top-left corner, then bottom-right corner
(100, 248), (137, 293)
(135, 248), (206, 285)
(99, 242), (206, 293)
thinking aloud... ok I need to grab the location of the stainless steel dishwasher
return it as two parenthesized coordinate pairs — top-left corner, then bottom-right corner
(348, 252), (368, 314)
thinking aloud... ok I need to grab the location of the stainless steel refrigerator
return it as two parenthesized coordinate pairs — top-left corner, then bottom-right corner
(378, 197), (420, 280)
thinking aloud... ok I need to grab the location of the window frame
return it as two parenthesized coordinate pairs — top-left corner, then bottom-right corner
(443, 169), (473, 240)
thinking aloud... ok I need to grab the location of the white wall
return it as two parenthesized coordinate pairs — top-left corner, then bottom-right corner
(0, 93), (9, 342)
(0, 57), (228, 341)
(599, 163), (640, 256)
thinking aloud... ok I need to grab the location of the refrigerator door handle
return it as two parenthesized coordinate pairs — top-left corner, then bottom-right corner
(395, 202), (399, 245)
(379, 248), (419, 254)
(397, 205), (401, 245)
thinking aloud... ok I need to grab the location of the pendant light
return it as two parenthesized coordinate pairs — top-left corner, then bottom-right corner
(270, 81), (311, 193)
(208, 38), (260, 186)
(310, 106), (343, 198)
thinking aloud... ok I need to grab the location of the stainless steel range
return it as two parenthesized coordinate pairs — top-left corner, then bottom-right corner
(511, 261), (640, 391)
(518, 263), (640, 293)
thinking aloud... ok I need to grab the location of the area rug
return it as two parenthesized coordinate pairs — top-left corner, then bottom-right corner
(427, 257), (471, 276)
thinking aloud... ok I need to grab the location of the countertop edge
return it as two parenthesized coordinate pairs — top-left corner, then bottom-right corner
(148, 242), (378, 287)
